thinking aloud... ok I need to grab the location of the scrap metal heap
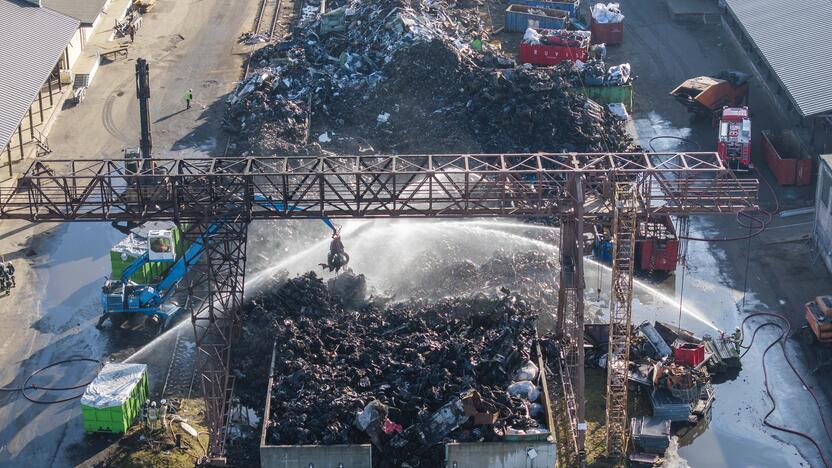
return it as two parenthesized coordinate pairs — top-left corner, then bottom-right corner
(225, 0), (635, 155)
(234, 272), (547, 466)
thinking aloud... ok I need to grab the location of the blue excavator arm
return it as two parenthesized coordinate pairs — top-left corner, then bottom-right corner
(253, 195), (338, 234)
(136, 222), (220, 308)
(105, 196), (338, 323)
(118, 252), (150, 283)
(134, 200), (335, 310)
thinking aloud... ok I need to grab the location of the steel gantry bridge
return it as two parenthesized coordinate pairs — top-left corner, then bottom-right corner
(0, 152), (757, 463)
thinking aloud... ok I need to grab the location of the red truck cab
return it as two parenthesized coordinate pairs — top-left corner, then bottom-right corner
(717, 107), (751, 167)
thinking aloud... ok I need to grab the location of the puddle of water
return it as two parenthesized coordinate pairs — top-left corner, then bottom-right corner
(35, 223), (123, 334)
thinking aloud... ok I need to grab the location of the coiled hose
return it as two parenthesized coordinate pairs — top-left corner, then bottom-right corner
(0, 358), (102, 404)
(740, 312), (832, 467)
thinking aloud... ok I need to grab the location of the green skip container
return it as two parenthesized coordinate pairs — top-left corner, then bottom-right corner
(81, 363), (149, 434)
(110, 222), (191, 285)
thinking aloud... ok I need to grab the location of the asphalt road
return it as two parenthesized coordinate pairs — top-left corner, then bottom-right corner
(0, 0), (258, 464)
(611, 0), (832, 465)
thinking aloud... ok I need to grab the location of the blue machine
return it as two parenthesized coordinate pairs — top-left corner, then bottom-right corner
(100, 198), (339, 331)
(100, 222), (220, 330)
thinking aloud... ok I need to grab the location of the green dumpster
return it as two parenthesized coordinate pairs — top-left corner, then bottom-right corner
(110, 222), (191, 284)
(81, 363), (149, 434)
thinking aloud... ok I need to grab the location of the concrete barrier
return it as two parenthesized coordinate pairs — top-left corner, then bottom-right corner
(259, 445), (372, 468)
(445, 441), (557, 467)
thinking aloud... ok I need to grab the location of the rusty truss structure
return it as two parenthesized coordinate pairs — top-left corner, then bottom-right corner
(0, 152), (757, 463)
(1, 153), (755, 221)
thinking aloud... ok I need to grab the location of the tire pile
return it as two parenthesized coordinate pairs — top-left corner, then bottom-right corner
(232, 271), (549, 466)
(225, 0), (636, 156)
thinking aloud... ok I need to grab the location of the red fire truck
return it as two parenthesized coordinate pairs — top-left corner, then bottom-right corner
(717, 106), (751, 167)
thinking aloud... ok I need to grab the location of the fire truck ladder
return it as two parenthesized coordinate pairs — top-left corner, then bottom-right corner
(0, 152), (757, 464)
(605, 182), (639, 456)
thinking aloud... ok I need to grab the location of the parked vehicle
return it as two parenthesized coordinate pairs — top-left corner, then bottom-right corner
(670, 71), (749, 118)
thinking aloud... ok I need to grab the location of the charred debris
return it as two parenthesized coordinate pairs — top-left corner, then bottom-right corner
(233, 271), (553, 466)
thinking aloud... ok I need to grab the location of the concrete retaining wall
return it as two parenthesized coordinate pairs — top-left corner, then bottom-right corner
(259, 444), (372, 468)
(445, 441), (557, 468)
(815, 156), (832, 274)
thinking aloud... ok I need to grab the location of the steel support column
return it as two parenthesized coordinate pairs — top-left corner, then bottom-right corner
(555, 175), (587, 461)
(571, 175), (587, 457)
(605, 182), (638, 457)
(28, 109), (34, 140)
(5, 144), (11, 177)
(186, 218), (249, 462)
(48, 72), (54, 106)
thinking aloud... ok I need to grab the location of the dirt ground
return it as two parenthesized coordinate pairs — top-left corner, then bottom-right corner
(0, 0), (260, 464)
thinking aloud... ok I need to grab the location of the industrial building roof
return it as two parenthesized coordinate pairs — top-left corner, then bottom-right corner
(42, 0), (108, 25)
(724, 0), (832, 118)
(0, 0), (79, 154)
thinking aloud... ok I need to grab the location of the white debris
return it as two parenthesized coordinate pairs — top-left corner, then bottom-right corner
(608, 103), (629, 120)
(523, 27), (542, 45)
(81, 363), (147, 409)
(606, 63), (631, 84)
(377, 112), (391, 124)
(318, 132), (332, 143)
(507, 380), (540, 402)
(591, 2), (624, 23)
(180, 421), (199, 438)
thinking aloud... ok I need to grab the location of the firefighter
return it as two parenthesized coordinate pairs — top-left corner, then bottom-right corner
(159, 399), (169, 431)
(0, 264), (8, 294)
(148, 401), (159, 430)
(320, 231), (349, 274)
(141, 399), (150, 429)
(5, 262), (14, 288)
(731, 327), (742, 350)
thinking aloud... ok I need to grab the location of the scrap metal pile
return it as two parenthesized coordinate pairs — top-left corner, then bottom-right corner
(224, 0), (636, 155)
(589, 320), (740, 426)
(233, 271), (550, 466)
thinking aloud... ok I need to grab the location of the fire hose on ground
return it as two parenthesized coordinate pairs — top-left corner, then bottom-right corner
(740, 312), (832, 467)
(0, 358), (102, 404)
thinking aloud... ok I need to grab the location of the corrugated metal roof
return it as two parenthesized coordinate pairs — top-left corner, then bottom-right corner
(42, 0), (108, 25)
(725, 0), (832, 117)
(0, 0), (79, 153)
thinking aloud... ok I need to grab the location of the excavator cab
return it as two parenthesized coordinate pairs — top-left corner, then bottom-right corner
(147, 229), (176, 262)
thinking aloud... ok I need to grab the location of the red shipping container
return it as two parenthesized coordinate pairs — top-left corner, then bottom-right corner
(519, 42), (589, 66)
(637, 215), (678, 272)
(639, 238), (678, 272)
(590, 17), (624, 45)
(673, 342), (705, 367)
(761, 130), (813, 186)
